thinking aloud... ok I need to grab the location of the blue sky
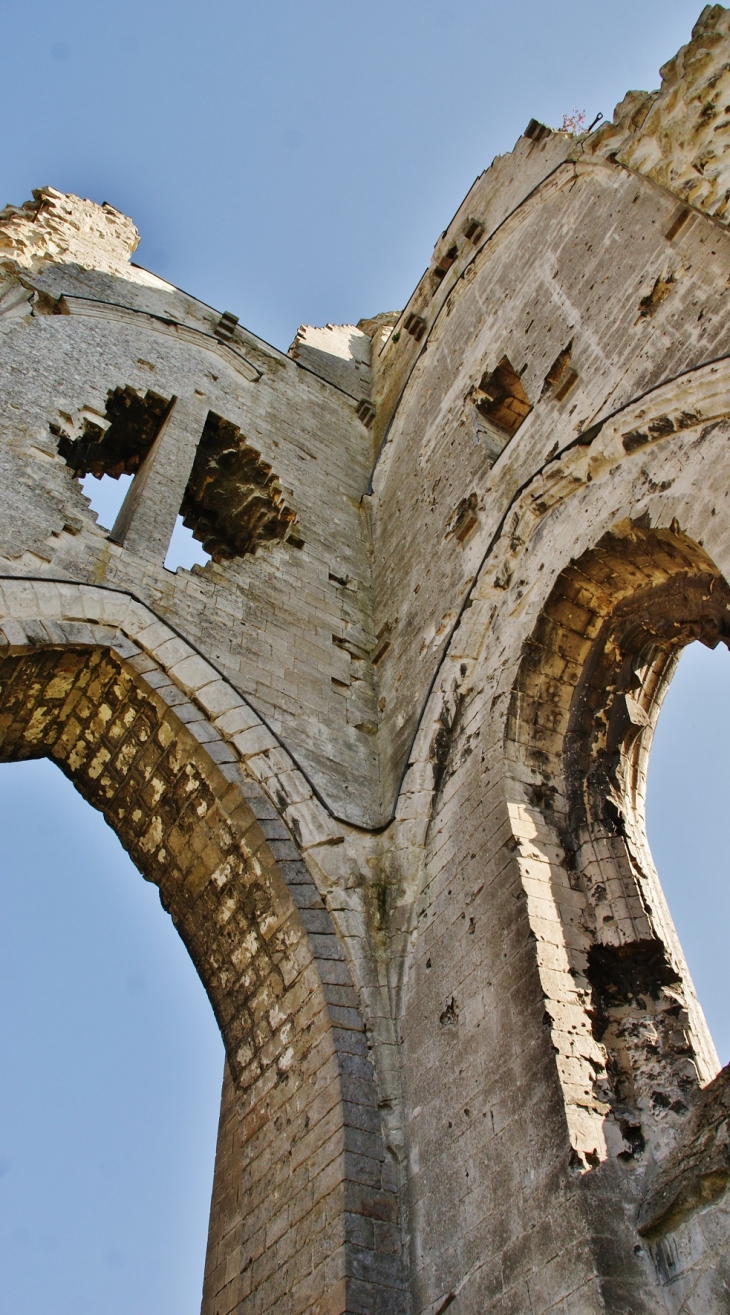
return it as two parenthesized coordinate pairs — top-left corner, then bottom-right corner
(0, 762), (223, 1315)
(1, 1), (727, 1312)
(1, 0), (710, 348)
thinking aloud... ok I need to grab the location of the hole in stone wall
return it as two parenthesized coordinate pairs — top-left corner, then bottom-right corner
(404, 313), (427, 341)
(164, 516), (212, 573)
(433, 244), (459, 282)
(0, 758), (223, 1315)
(473, 356), (532, 438)
(541, 342), (578, 401)
(446, 492), (479, 543)
(637, 272), (676, 320)
(646, 641), (730, 1064)
(80, 471), (133, 531)
(54, 386), (174, 536)
(179, 411), (299, 562)
(55, 386), (172, 480)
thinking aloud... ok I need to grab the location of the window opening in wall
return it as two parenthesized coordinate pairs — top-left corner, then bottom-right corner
(179, 411), (300, 562)
(54, 385), (173, 537)
(80, 470), (133, 531)
(646, 641), (730, 1064)
(508, 526), (729, 1157)
(164, 515), (212, 572)
(56, 385), (172, 480)
(0, 759), (223, 1315)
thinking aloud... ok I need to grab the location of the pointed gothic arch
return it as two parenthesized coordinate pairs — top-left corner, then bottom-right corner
(505, 522), (726, 1170)
(0, 582), (405, 1315)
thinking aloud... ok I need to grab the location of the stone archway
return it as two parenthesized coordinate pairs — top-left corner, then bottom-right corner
(387, 359), (730, 1313)
(505, 521), (726, 1173)
(0, 608), (405, 1313)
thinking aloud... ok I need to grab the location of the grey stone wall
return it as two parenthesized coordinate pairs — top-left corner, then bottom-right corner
(4, 7), (730, 1313)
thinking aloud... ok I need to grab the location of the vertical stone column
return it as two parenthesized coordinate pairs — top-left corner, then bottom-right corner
(110, 392), (209, 562)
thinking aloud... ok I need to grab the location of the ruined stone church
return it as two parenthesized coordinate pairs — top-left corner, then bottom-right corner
(3, 6), (730, 1311)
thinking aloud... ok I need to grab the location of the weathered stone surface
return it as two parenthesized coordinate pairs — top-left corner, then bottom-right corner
(289, 322), (374, 403)
(0, 184), (141, 280)
(589, 3), (730, 222)
(4, 7), (730, 1312)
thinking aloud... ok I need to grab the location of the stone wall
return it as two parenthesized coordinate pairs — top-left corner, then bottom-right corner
(0, 204), (381, 826)
(0, 584), (404, 1315)
(4, 6), (730, 1313)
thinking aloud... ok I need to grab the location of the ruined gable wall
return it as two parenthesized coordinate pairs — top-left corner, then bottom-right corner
(0, 220), (383, 826)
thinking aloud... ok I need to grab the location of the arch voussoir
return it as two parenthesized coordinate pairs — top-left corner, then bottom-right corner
(0, 583), (405, 1315)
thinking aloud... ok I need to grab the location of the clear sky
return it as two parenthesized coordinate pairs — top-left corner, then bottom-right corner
(646, 644), (730, 1066)
(1, 1), (728, 1312)
(0, 762), (223, 1315)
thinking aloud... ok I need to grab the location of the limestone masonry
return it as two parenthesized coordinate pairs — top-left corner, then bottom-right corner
(4, 7), (730, 1312)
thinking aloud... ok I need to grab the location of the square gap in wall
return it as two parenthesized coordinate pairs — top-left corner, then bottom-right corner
(80, 472), (132, 532)
(164, 517), (212, 573)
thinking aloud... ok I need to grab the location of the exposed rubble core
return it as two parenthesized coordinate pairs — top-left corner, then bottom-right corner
(3, 7), (730, 1314)
(0, 185), (141, 279)
(587, 3), (730, 220)
(55, 385), (172, 479)
(180, 411), (299, 561)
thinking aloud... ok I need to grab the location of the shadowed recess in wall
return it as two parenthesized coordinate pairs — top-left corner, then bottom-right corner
(179, 411), (300, 561)
(473, 355), (532, 438)
(54, 385), (172, 479)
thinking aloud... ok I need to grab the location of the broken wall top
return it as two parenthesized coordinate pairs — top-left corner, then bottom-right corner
(587, 3), (730, 222)
(0, 186), (143, 281)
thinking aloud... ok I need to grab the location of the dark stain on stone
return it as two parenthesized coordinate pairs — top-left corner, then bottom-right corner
(637, 272), (676, 320)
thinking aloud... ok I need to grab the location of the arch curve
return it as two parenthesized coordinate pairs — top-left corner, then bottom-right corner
(0, 598), (405, 1313)
(505, 521), (725, 1173)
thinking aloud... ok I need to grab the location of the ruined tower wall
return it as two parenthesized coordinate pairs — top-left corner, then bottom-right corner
(4, 7), (730, 1315)
(394, 397), (730, 1310)
(370, 12), (730, 814)
(0, 220), (381, 826)
(377, 8), (730, 1310)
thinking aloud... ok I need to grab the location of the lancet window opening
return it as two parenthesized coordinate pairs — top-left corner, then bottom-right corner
(506, 523), (728, 1165)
